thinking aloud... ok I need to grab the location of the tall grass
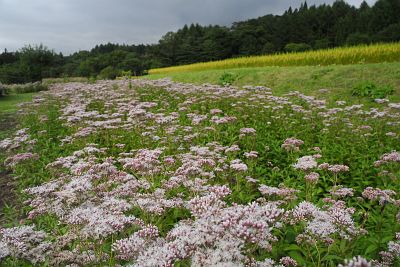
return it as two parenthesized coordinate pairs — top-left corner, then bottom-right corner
(42, 77), (89, 85)
(149, 43), (400, 74)
(4, 82), (48, 94)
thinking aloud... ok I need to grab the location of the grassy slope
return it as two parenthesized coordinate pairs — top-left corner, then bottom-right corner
(146, 62), (400, 102)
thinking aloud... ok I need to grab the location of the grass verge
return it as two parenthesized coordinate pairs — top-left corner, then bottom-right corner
(146, 62), (400, 102)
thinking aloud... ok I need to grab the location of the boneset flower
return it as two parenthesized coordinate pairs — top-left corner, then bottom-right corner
(0, 225), (51, 264)
(240, 127), (256, 135)
(330, 186), (354, 198)
(338, 256), (371, 267)
(362, 187), (397, 205)
(259, 185), (299, 200)
(293, 156), (317, 171)
(374, 151), (400, 167)
(304, 172), (319, 183)
(327, 164), (349, 173)
(280, 256), (298, 266)
(281, 137), (304, 151)
(4, 153), (39, 168)
(230, 161), (248, 172)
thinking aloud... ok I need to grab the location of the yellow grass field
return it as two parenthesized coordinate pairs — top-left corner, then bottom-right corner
(149, 42), (400, 74)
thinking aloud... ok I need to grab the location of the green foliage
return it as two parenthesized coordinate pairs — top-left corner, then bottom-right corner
(120, 70), (132, 78)
(314, 39), (330, 50)
(218, 72), (236, 86)
(374, 23), (400, 42)
(0, 45), (63, 84)
(351, 81), (394, 99)
(262, 42), (276, 54)
(5, 82), (48, 94)
(346, 33), (371, 46)
(98, 66), (119, 80)
(284, 43), (312, 53)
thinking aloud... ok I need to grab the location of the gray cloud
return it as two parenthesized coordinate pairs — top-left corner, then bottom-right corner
(0, 0), (376, 54)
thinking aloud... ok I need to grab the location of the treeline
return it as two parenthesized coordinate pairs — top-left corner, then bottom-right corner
(1, 0), (399, 84)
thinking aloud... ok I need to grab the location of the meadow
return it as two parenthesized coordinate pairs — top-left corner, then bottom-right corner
(149, 43), (400, 75)
(147, 62), (400, 103)
(0, 77), (399, 266)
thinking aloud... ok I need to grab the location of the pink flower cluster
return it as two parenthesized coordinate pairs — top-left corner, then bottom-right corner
(293, 156), (317, 171)
(0, 78), (398, 266)
(4, 152), (39, 168)
(374, 151), (400, 167)
(281, 137), (304, 151)
(0, 225), (51, 264)
(362, 187), (397, 205)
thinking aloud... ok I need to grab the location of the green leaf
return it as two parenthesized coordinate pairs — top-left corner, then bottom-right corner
(365, 244), (378, 255)
(284, 244), (302, 251)
(285, 230), (297, 243)
(288, 251), (306, 265)
(321, 254), (343, 261)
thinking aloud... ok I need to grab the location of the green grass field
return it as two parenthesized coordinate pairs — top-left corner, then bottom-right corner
(0, 93), (36, 140)
(146, 62), (400, 102)
(0, 93), (36, 113)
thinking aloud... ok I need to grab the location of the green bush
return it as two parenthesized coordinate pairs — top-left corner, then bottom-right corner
(351, 81), (394, 99)
(284, 43), (312, 53)
(120, 70), (132, 79)
(346, 33), (371, 46)
(314, 39), (330, 50)
(374, 23), (400, 42)
(98, 66), (119, 80)
(218, 72), (236, 86)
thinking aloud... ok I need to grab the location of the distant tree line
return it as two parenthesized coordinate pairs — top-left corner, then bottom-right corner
(1, 0), (399, 83)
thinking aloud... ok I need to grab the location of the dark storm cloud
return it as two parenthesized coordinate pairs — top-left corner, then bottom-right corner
(0, 0), (376, 54)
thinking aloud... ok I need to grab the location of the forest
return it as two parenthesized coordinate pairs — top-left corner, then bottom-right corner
(0, 0), (399, 83)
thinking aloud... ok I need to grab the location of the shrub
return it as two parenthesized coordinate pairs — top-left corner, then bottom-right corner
(98, 66), (119, 80)
(262, 42), (276, 54)
(346, 33), (371, 46)
(218, 72), (236, 86)
(120, 70), (132, 79)
(284, 43), (312, 52)
(351, 81), (394, 99)
(374, 23), (400, 42)
(314, 39), (330, 50)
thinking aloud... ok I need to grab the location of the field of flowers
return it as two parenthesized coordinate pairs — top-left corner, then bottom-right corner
(0, 79), (399, 266)
(149, 43), (400, 75)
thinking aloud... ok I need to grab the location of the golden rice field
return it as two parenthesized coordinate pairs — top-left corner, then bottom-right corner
(149, 42), (400, 74)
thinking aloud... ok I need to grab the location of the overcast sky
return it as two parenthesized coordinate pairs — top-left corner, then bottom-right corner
(0, 0), (376, 55)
